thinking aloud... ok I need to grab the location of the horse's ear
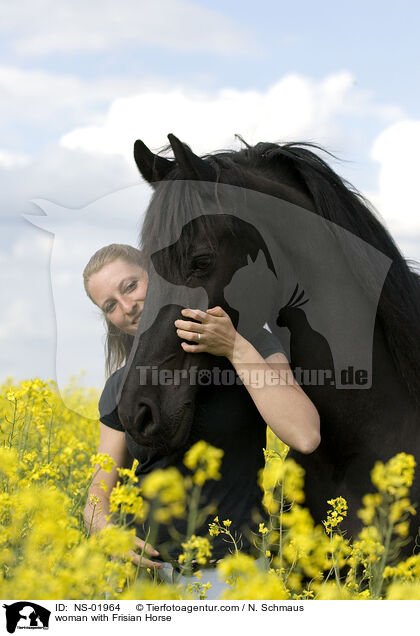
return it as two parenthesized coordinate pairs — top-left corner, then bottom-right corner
(134, 139), (174, 185)
(167, 133), (217, 181)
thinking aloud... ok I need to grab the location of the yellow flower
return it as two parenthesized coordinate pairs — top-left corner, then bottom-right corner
(208, 522), (220, 537)
(389, 498), (416, 523)
(357, 493), (382, 525)
(109, 483), (148, 521)
(217, 553), (289, 600)
(141, 467), (186, 523)
(258, 455), (305, 517)
(315, 582), (357, 600)
(217, 552), (259, 579)
(383, 554), (420, 580)
(178, 535), (212, 566)
(371, 453), (416, 497)
(322, 497), (348, 535)
(259, 456), (284, 491)
(394, 521), (410, 537)
(97, 480), (108, 493)
(0, 446), (18, 479)
(386, 582), (420, 600)
(90, 453), (116, 473)
(349, 526), (384, 567)
(116, 464), (139, 483)
(183, 441), (224, 485)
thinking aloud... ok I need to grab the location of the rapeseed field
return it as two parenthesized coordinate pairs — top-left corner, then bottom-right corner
(1, 378), (419, 600)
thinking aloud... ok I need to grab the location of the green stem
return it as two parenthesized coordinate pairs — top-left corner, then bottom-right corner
(8, 399), (17, 448)
(87, 502), (97, 537)
(284, 550), (298, 585)
(371, 520), (393, 599)
(186, 484), (202, 539)
(134, 526), (152, 581)
(19, 387), (34, 456)
(331, 532), (342, 588)
(224, 529), (239, 556)
(278, 481), (284, 567)
(179, 484), (203, 578)
(47, 411), (53, 464)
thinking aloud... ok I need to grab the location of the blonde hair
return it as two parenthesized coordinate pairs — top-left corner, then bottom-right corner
(83, 244), (148, 377)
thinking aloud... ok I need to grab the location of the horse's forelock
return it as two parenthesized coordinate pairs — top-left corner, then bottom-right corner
(140, 179), (238, 276)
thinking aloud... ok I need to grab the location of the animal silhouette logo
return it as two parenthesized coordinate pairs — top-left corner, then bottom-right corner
(2, 602), (50, 633)
(23, 185), (149, 416)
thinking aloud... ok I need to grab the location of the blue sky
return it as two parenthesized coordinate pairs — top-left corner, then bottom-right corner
(1, 0), (419, 399)
(3, 1), (420, 155)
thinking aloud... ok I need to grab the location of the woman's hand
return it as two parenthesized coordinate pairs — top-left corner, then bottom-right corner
(111, 533), (162, 592)
(174, 306), (240, 359)
(110, 528), (162, 569)
(126, 534), (162, 569)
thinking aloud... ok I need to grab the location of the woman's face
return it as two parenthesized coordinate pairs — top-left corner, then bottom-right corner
(88, 258), (148, 336)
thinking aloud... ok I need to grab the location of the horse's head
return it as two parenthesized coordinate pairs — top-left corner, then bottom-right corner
(117, 135), (277, 454)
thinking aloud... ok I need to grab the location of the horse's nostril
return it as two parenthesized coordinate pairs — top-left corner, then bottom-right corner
(138, 403), (149, 416)
(135, 402), (153, 430)
(181, 402), (193, 426)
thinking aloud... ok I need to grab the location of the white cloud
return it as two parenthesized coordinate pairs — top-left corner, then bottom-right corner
(0, 0), (253, 57)
(0, 149), (30, 168)
(0, 227), (56, 382)
(0, 144), (142, 223)
(11, 233), (52, 259)
(0, 65), (164, 145)
(0, 299), (40, 339)
(61, 71), (401, 159)
(369, 120), (420, 236)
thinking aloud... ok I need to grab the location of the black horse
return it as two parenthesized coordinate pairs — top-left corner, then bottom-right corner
(118, 133), (420, 551)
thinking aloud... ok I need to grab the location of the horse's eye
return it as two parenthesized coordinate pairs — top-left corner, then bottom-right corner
(193, 256), (212, 270)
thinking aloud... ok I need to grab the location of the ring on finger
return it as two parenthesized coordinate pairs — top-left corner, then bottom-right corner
(197, 332), (201, 341)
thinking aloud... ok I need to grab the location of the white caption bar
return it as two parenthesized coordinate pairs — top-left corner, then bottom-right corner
(1, 599), (418, 635)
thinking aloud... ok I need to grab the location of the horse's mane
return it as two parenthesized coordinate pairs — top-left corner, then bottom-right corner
(216, 141), (420, 402)
(143, 140), (420, 402)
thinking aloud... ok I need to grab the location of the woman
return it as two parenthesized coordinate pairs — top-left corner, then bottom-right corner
(83, 243), (321, 586)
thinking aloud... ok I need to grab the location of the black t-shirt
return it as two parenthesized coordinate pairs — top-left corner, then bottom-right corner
(99, 328), (287, 561)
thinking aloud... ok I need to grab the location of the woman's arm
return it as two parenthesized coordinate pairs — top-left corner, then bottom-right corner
(84, 423), (162, 568)
(84, 423), (132, 532)
(229, 342), (320, 454)
(175, 306), (320, 454)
